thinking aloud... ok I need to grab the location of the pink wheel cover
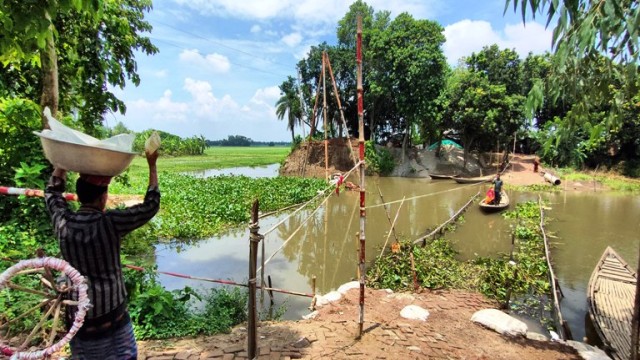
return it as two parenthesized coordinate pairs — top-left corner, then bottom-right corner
(0, 257), (90, 360)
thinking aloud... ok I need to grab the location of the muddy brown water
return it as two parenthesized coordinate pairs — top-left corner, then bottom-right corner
(156, 167), (640, 343)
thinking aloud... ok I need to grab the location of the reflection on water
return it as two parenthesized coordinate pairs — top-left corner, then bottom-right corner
(155, 167), (640, 340)
(545, 191), (640, 341)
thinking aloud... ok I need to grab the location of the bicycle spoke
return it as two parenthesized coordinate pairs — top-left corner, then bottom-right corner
(0, 299), (54, 329)
(19, 295), (62, 350)
(7, 282), (54, 298)
(46, 301), (63, 347)
(14, 268), (45, 276)
(39, 275), (55, 290)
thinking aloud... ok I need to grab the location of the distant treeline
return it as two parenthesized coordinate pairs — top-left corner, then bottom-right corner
(206, 135), (290, 147)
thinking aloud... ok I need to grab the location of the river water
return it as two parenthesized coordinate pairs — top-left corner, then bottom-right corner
(155, 166), (640, 342)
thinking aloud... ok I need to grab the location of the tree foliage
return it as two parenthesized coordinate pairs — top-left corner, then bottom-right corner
(0, 0), (157, 132)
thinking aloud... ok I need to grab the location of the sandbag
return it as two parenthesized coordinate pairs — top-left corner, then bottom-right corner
(470, 309), (527, 337)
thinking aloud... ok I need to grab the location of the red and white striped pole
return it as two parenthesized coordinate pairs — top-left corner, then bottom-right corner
(0, 186), (77, 201)
(356, 15), (367, 339)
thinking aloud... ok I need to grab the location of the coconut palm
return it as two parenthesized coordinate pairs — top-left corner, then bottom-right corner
(276, 76), (303, 142)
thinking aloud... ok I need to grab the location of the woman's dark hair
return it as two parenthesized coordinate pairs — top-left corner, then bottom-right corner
(76, 178), (108, 204)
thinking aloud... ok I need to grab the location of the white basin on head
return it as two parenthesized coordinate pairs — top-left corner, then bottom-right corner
(35, 131), (138, 177)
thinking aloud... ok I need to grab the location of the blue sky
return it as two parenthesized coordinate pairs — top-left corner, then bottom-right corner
(109, 0), (552, 142)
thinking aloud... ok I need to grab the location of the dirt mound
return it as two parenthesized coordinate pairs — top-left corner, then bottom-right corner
(280, 139), (488, 178)
(280, 138), (360, 178)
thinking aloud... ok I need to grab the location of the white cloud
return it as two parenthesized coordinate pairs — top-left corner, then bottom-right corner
(281, 32), (302, 47)
(250, 86), (280, 107)
(116, 80), (289, 141)
(178, 49), (231, 73)
(250, 24), (262, 33)
(444, 20), (552, 64)
(173, 0), (438, 31)
(153, 69), (168, 78)
(128, 90), (190, 124)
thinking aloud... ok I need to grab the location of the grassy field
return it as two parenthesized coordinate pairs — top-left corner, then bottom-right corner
(110, 146), (291, 194)
(125, 146), (290, 177)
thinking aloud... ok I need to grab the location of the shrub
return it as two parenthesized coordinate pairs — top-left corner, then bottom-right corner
(364, 141), (395, 176)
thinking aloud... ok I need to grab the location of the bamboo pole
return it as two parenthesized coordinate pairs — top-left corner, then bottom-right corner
(248, 200), (261, 359)
(376, 185), (399, 243)
(261, 237), (265, 305)
(378, 197), (405, 259)
(356, 15), (367, 340)
(297, 70), (310, 177)
(412, 191), (480, 245)
(323, 51), (329, 182)
(325, 52), (358, 167)
(410, 252), (419, 292)
(539, 195), (571, 340)
(0, 186), (76, 201)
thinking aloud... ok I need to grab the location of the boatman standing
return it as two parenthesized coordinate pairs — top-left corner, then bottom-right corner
(492, 173), (503, 205)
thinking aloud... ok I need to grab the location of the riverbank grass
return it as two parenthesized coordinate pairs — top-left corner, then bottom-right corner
(556, 167), (640, 193)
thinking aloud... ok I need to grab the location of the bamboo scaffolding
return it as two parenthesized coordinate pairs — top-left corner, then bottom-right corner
(324, 51), (358, 167)
(323, 52), (329, 182)
(412, 191), (480, 245)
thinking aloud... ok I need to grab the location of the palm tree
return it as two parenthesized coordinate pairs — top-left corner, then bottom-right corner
(276, 76), (302, 143)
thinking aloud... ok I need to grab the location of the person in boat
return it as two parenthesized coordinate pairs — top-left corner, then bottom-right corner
(484, 186), (495, 204)
(492, 173), (503, 205)
(44, 150), (160, 359)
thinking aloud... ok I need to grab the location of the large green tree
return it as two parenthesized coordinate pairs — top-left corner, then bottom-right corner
(508, 0), (639, 126)
(466, 45), (523, 95)
(0, 0), (157, 131)
(369, 13), (447, 151)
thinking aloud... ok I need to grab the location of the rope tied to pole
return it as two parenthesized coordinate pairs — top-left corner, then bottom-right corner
(249, 222), (263, 243)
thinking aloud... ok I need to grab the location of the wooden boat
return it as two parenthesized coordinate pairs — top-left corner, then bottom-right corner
(479, 192), (509, 212)
(429, 174), (454, 180)
(453, 175), (493, 184)
(587, 246), (637, 360)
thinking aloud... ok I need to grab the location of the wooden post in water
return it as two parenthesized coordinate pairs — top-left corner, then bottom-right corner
(356, 15), (367, 340)
(248, 200), (261, 359)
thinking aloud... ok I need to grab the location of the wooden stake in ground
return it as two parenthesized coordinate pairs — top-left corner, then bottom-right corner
(248, 200), (261, 359)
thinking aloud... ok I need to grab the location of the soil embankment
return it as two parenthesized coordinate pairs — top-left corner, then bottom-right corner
(137, 288), (580, 359)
